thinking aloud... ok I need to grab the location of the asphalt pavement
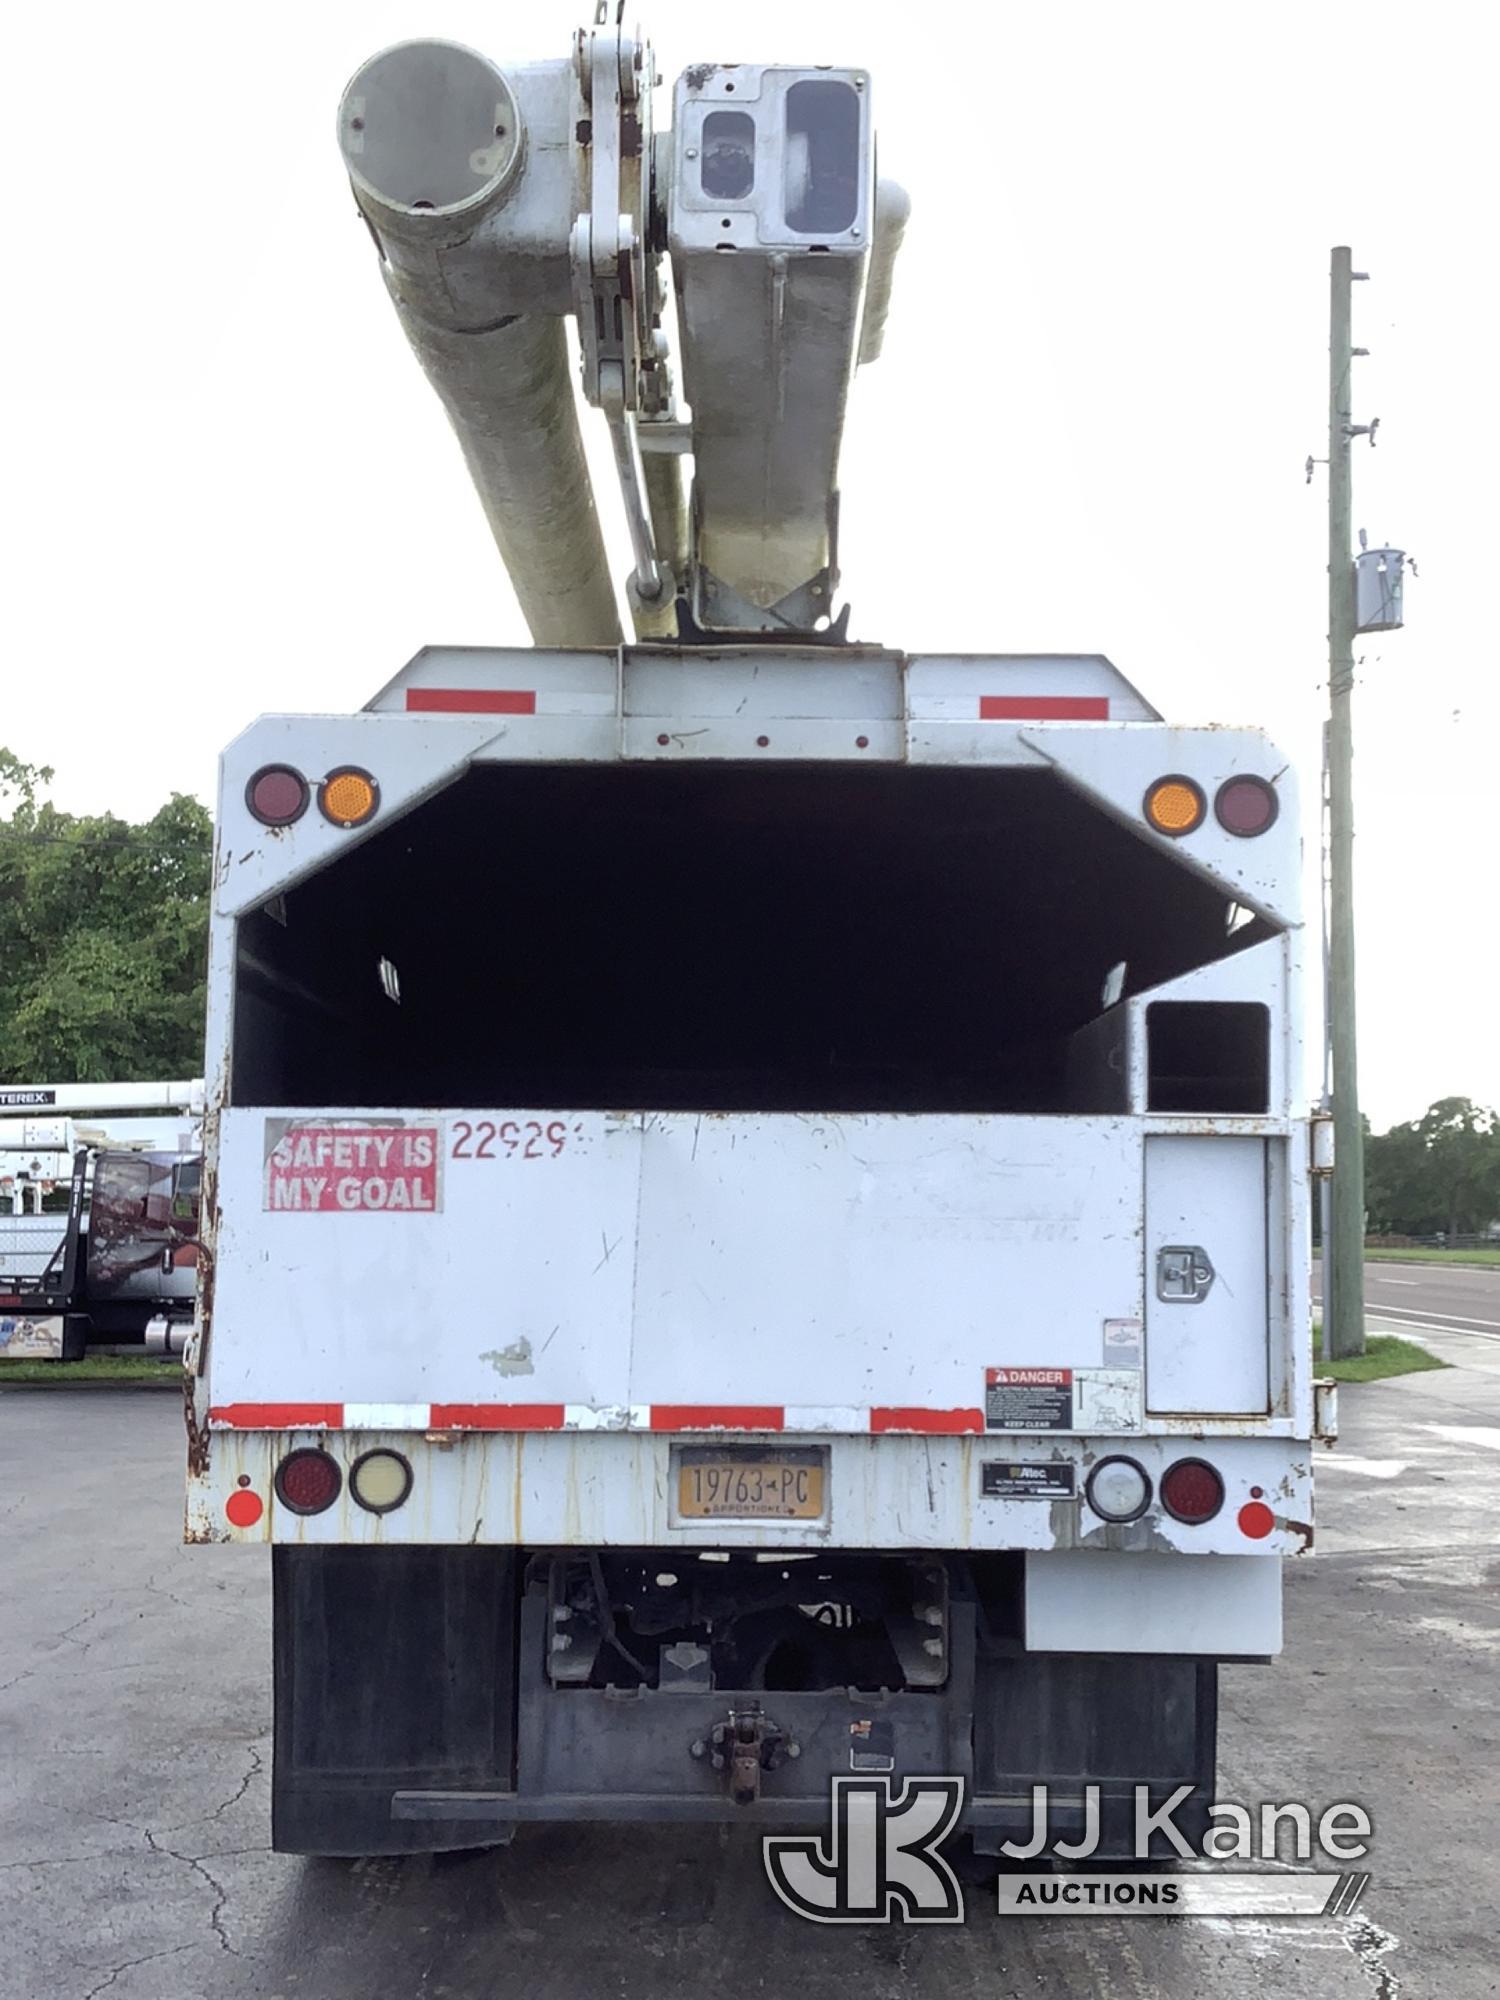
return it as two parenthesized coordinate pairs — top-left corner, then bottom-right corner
(2, 1282), (1497, 2000)
(1314, 1254), (1500, 1345)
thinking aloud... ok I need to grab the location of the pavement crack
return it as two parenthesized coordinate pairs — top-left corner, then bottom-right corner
(208, 1740), (263, 1822)
(0, 1852), (124, 1872)
(56, 1599), (112, 1656)
(59, 1803), (150, 1837)
(155, 1740), (265, 1835)
(144, 1828), (241, 1956)
(142, 1570), (193, 1613)
(1344, 1914), (1402, 2000)
(81, 1942), (196, 2000)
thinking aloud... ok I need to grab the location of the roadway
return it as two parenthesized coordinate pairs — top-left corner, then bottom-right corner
(2, 1325), (1498, 1999)
(1312, 1254), (1500, 1344)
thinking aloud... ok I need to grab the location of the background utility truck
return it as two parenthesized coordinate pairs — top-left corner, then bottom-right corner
(1, 1081), (202, 1361)
(186, 21), (1331, 1859)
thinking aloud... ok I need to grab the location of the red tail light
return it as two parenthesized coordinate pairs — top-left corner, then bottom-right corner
(1160, 1457), (1224, 1524)
(274, 1448), (342, 1515)
(246, 764), (309, 827)
(1214, 775), (1278, 837)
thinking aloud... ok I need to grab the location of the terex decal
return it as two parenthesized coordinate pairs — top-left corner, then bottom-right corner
(263, 1120), (442, 1214)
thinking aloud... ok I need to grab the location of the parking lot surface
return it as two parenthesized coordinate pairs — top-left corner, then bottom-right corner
(2, 1328), (1497, 1999)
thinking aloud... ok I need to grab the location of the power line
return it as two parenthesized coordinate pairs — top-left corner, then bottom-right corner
(0, 825), (211, 857)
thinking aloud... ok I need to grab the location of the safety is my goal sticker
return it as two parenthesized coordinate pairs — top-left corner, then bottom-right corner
(263, 1119), (442, 1213)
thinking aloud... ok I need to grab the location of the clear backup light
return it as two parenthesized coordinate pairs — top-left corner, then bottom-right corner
(349, 1448), (413, 1515)
(1085, 1455), (1152, 1523)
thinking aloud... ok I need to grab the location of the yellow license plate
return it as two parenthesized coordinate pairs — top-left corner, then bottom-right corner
(676, 1447), (826, 1520)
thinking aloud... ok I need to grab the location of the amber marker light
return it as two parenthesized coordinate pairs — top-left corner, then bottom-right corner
(318, 767), (380, 828)
(1143, 776), (1206, 837)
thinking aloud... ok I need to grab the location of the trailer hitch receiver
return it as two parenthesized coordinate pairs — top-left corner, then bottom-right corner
(693, 1704), (796, 1804)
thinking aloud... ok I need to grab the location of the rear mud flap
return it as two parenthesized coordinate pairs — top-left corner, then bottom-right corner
(272, 1545), (518, 1856)
(971, 1652), (1218, 1858)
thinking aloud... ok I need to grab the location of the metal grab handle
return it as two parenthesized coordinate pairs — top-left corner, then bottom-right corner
(1156, 1245), (1216, 1303)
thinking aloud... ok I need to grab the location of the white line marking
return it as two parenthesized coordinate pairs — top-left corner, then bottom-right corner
(1423, 1424), (1500, 1452)
(1363, 1316), (1500, 1349)
(1360, 1259), (1500, 1276)
(1315, 1456), (1408, 1478)
(1358, 1301), (1500, 1334)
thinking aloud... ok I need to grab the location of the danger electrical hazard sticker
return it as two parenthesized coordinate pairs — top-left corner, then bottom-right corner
(985, 1367), (1073, 1431)
(263, 1122), (442, 1214)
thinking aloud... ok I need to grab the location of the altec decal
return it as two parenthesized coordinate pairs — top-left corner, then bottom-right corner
(264, 1123), (441, 1213)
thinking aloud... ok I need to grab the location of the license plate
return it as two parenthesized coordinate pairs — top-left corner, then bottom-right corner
(676, 1447), (826, 1520)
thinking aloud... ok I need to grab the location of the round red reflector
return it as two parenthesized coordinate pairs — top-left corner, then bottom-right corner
(1237, 1500), (1276, 1540)
(1214, 775), (1278, 838)
(225, 1488), (264, 1529)
(274, 1448), (342, 1516)
(1160, 1457), (1225, 1524)
(246, 765), (309, 827)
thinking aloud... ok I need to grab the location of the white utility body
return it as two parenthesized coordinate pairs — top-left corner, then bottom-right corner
(187, 23), (1324, 1859)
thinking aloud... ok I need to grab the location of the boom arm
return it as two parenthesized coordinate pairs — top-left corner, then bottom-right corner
(337, 21), (906, 644)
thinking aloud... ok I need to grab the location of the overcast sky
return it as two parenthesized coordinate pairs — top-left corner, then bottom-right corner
(1, 2), (1493, 1129)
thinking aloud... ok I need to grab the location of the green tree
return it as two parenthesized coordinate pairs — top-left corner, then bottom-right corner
(0, 749), (211, 1082)
(1365, 1118), (1429, 1234)
(1366, 1097), (1500, 1238)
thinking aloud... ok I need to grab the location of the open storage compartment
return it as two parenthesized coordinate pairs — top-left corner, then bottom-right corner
(231, 763), (1277, 1113)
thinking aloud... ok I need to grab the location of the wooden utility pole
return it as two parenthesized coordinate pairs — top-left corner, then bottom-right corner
(1326, 246), (1366, 1361)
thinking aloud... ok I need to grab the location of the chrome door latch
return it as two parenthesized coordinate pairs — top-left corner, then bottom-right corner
(1156, 1245), (1216, 1302)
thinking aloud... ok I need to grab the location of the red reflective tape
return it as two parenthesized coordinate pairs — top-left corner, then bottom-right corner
(209, 1403), (344, 1429)
(869, 1407), (986, 1435)
(650, 1405), (785, 1432)
(428, 1403), (565, 1430)
(979, 695), (1109, 720)
(405, 688), (537, 715)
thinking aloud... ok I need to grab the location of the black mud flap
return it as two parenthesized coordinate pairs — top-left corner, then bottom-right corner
(272, 1545), (518, 1856)
(971, 1653), (1218, 1859)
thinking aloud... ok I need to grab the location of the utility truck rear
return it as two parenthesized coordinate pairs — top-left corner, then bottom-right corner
(186, 21), (1326, 1859)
